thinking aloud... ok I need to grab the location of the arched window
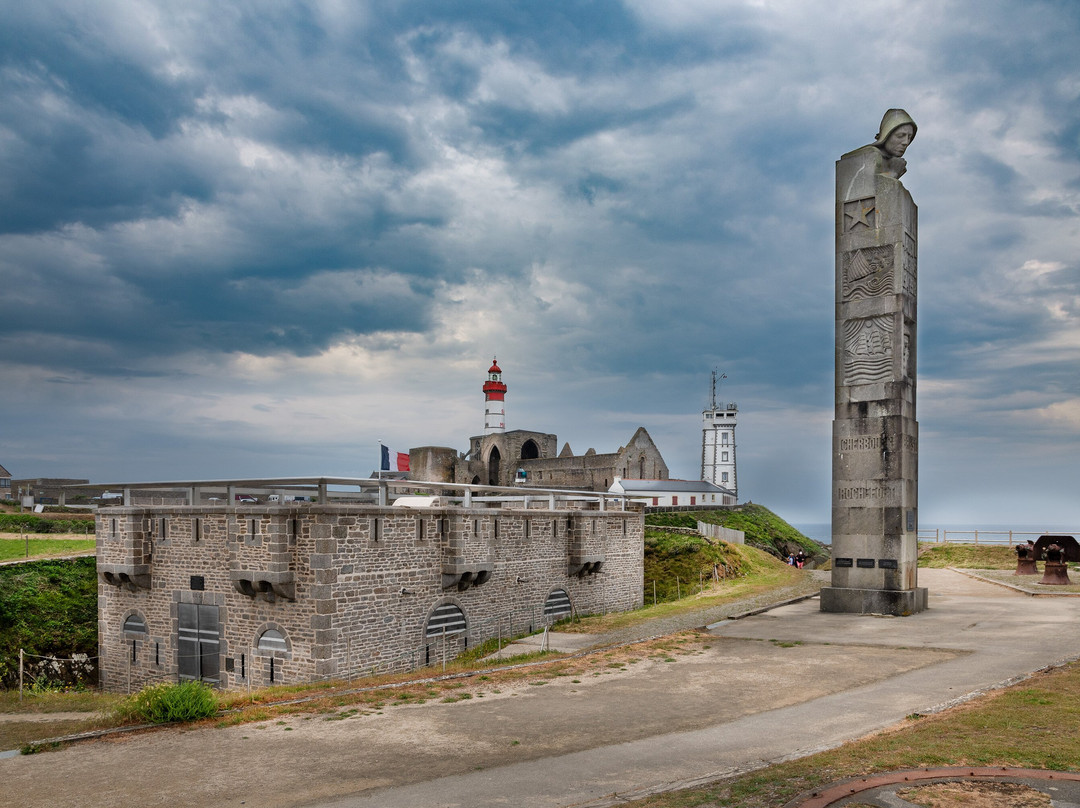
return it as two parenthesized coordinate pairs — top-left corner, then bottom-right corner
(520, 439), (540, 460)
(257, 629), (288, 653)
(122, 614), (148, 635)
(487, 446), (502, 486)
(426, 603), (467, 638)
(544, 589), (572, 620)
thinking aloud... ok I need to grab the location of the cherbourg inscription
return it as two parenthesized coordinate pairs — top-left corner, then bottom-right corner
(836, 434), (918, 453)
(839, 435), (881, 452)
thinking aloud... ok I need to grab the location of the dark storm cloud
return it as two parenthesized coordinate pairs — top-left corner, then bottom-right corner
(0, 0), (1078, 523)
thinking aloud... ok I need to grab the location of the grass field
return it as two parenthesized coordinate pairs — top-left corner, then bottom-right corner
(0, 536), (96, 562)
(918, 543), (1019, 569)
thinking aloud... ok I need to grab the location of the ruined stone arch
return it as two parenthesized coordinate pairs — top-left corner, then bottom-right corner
(520, 439), (540, 460)
(487, 445), (502, 486)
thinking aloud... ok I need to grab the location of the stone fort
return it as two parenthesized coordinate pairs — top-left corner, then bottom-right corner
(93, 479), (643, 692)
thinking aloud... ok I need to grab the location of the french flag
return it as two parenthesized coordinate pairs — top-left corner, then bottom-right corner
(380, 445), (410, 472)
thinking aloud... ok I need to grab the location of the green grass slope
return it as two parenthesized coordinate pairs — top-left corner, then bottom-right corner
(643, 529), (748, 602)
(645, 504), (825, 561)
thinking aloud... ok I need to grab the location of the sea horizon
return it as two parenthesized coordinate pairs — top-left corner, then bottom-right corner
(791, 522), (1080, 547)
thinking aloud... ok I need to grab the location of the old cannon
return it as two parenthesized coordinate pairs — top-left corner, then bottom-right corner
(1034, 535), (1078, 586)
(1014, 541), (1038, 575)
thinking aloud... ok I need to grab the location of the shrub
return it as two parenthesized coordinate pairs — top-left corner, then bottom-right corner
(116, 681), (219, 724)
(0, 513), (94, 534)
(0, 558), (98, 688)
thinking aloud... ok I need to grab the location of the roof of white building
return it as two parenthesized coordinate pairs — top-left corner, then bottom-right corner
(609, 477), (734, 496)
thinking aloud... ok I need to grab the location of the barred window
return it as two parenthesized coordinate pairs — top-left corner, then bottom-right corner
(122, 614), (148, 635)
(257, 629), (288, 653)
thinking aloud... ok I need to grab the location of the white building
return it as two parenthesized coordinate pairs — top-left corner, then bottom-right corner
(701, 371), (737, 497)
(609, 477), (735, 508)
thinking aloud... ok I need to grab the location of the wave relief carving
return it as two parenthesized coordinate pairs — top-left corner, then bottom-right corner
(844, 246), (893, 300)
(844, 316), (893, 384)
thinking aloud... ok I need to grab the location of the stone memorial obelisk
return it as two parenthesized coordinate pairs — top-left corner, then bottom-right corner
(820, 109), (928, 615)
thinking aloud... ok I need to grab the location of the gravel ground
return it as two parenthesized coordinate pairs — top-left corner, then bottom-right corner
(952, 567), (1080, 595)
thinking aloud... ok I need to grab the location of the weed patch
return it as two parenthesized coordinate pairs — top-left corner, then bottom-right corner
(114, 681), (218, 724)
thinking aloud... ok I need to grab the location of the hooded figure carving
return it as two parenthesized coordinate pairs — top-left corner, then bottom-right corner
(842, 109), (918, 180)
(871, 108), (917, 179)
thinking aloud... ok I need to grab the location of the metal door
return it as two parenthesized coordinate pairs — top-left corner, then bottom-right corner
(178, 603), (220, 684)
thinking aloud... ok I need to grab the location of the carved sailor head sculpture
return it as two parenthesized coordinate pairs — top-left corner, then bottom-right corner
(872, 108), (917, 179)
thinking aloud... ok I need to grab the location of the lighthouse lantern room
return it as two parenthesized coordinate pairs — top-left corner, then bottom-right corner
(483, 357), (507, 434)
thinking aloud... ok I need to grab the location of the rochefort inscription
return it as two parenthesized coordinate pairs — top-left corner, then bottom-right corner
(822, 109), (928, 616)
(836, 484), (888, 501)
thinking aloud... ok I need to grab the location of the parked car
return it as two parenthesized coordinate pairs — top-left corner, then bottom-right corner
(235, 495), (258, 503)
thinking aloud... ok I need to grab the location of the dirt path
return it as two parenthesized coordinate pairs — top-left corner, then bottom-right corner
(0, 637), (955, 808)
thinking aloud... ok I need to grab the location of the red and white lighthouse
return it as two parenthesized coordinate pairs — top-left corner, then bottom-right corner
(482, 357), (507, 434)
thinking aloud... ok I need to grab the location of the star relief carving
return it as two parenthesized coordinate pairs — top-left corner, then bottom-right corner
(844, 197), (876, 231)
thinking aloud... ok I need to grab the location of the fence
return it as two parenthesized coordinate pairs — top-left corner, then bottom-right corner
(916, 529), (1080, 546)
(13, 649), (99, 698)
(696, 522), (745, 545)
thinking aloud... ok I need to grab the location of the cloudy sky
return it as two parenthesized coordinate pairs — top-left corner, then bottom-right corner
(2, 0), (1078, 526)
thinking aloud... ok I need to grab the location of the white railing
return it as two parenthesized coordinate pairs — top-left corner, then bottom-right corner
(916, 529), (1078, 546)
(60, 476), (635, 512)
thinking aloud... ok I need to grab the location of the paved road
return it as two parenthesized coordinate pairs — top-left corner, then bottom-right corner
(5, 569), (1079, 808)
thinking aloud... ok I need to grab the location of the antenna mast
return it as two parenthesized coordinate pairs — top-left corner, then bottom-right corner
(710, 368), (727, 409)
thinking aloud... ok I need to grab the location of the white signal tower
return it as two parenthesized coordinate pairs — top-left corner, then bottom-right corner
(701, 370), (737, 497)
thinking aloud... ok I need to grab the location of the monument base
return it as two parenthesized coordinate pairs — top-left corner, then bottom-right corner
(819, 586), (928, 616)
